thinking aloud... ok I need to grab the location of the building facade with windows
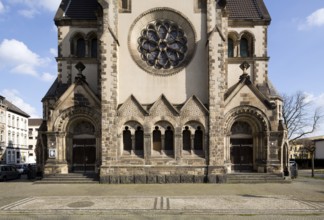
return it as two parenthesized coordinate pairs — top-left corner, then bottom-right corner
(0, 96), (30, 165)
(27, 119), (43, 164)
(38, 0), (288, 183)
(0, 96), (6, 163)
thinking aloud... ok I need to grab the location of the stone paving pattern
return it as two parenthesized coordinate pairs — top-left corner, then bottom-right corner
(0, 170), (323, 219)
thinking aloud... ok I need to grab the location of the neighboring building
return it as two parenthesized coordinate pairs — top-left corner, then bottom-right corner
(38, 0), (288, 183)
(0, 96), (30, 164)
(289, 142), (312, 159)
(0, 96), (6, 163)
(27, 119), (43, 164)
(315, 138), (324, 159)
(290, 136), (324, 160)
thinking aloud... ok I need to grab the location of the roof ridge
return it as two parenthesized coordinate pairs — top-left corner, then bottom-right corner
(253, 0), (263, 18)
(63, 0), (72, 17)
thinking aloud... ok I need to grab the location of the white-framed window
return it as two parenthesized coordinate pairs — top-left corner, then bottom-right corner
(12, 115), (15, 128)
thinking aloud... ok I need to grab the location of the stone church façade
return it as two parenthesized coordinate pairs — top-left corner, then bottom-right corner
(37, 0), (289, 183)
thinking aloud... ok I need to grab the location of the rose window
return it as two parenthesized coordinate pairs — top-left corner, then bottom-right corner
(128, 8), (196, 76)
(138, 20), (188, 69)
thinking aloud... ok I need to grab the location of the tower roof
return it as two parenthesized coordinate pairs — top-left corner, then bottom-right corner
(54, 0), (270, 22)
(226, 0), (271, 21)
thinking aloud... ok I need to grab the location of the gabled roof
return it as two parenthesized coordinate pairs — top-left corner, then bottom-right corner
(55, 0), (100, 21)
(54, 0), (270, 22)
(225, 74), (276, 110)
(226, 0), (271, 21)
(42, 78), (69, 101)
(2, 98), (30, 118)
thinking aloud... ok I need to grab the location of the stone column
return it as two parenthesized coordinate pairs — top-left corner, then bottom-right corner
(144, 133), (151, 164)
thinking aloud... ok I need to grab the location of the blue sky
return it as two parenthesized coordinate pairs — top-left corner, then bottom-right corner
(0, 0), (323, 134)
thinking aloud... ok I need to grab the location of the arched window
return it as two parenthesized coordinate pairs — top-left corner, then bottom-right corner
(153, 126), (161, 152)
(194, 126), (203, 151)
(164, 126), (174, 151)
(228, 38), (234, 57)
(123, 126), (132, 151)
(135, 126), (144, 151)
(76, 38), (86, 57)
(240, 38), (249, 57)
(182, 126), (191, 151)
(90, 38), (98, 58)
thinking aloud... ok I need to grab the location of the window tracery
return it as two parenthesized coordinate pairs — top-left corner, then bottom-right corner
(138, 20), (188, 70)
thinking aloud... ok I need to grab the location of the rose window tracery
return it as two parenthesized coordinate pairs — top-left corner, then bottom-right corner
(138, 20), (188, 69)
(128, 8), (196, 76)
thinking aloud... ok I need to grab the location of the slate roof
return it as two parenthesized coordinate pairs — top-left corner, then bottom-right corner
(42, 78), (69, 101)
(54, 0), (270, 21)
(55, 0), (100, 21)
(28, 118), (43, 127)
(226, 0), (271, 21)
(1, 97), (30, 118)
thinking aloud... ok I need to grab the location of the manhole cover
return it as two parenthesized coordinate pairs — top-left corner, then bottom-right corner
(67, 201), (95, 208)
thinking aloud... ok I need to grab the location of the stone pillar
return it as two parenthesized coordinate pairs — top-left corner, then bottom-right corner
(207, 0), (227, 181)
(174, 127), (182, 161)
(144, 133), (151, 164)
(99, 0), (119, 172)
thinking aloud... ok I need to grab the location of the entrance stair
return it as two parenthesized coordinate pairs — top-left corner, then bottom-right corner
(226, 173), (290, 184)
(37, 172), (99, 184)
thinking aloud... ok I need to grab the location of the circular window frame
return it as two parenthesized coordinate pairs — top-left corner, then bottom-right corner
(128, 8), (197, 76)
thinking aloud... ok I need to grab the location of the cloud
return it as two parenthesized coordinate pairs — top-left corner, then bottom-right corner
(6, 0), (60, 18)
(0, 1), (5, 14)
(49, 48), (57, 56)
(1, 89), (40, 118)
(18, 8), (38, 18)
(303, 92), (324, 136)
(0, 39), (44, 74)
(0, 38), (51, 79)
(298, 8), (324, 30)
(41, 72), (56, 82)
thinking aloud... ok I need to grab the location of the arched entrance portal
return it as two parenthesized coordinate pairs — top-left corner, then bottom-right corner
(230, 121), (253, 172)
(69, 120), (96, 172)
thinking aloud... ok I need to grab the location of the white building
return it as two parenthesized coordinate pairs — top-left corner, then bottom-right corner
(28, 119), (43, 164)
(0, 96), (30, 164)
(314, 138), (324, 159)
(0, 96), (6, 163)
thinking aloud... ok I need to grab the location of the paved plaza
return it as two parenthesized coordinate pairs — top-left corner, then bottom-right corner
(0, 170), (323, 219)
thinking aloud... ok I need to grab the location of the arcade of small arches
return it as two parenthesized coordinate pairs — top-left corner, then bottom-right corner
(228, 31), (255, 58)
(69, 32), (98, 58)
(121, 121), (206, 158)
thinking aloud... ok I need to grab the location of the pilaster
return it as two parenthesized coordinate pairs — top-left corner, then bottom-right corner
(207, 0), (226, 172)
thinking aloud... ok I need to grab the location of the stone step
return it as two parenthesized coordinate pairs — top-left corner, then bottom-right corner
(226, 173), (290, 184)
(36, 172), (99, 184)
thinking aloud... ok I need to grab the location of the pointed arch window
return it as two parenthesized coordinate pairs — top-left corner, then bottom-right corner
(228, 38), (234, 57)
(90, 38), (98, 58)
(76, 38), (86, 57)
(240, 37), (249, 57)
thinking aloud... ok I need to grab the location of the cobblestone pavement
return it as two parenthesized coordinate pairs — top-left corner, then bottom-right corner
(0, 170), (323, 219)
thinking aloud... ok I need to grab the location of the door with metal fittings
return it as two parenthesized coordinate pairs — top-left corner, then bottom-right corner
(230, 138), (253, 172)
(72, 139), (96, 172)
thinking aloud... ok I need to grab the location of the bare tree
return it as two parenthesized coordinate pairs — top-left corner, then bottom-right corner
(282, 91), (323, 142)
(300, 139), (316, 177)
